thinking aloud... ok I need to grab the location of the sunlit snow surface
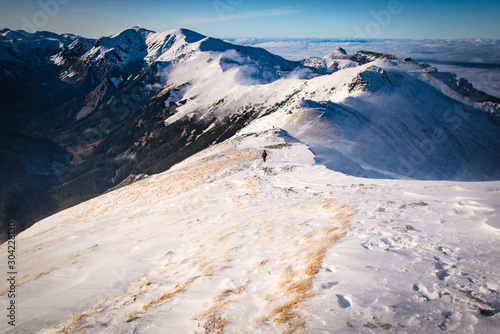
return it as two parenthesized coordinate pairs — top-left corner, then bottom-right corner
(1, 129), (499, 333)
(229, 38), (500, 99)
(1, 29), (500, 332)
(161, 51), (500, 181)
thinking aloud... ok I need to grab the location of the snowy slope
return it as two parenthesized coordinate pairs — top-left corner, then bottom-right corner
(261, 60), (500, 180)
(61, 27), (297, 84)
(1, 28), (500, 333)
(0, 29), (80, 63)
(161, 48), (500, 181)
(1, 129), (499, 333)
(3, 27), (498, 182)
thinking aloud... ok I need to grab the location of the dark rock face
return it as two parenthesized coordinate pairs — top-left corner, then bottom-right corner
(351, 50), (398, 65)
(347, 66), (394, 93)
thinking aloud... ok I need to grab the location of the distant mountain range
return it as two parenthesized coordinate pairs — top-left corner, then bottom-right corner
(1, 26), (499, 241)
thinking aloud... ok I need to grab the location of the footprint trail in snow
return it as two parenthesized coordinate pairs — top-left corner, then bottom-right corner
(1, 130), (499, 333)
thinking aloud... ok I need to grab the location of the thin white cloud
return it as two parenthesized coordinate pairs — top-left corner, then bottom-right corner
(178, 8), (300, 25)
(230, 38), (500, 98)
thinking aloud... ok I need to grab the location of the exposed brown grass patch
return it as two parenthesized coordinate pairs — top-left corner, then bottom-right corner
(304, 248), (327, 277)
(50, 148), (260, 226)
(54, 296), (112, 333)
(195, 280), (250, 333)
(241, 176), (258, 197)
(256, 297), (306, 334)
(200, 314), (228, 333)
(286, 279), (316, 297)
(143, 275), (201, 311)
(279, 266), (295, 288)
(257, 200), (354, 333)
(258, 259), (269, 267)
(125, 315), (140, 323)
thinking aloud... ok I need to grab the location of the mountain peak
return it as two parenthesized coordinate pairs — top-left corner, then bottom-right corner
(100, 26), (153, 48)
(177, 28), (206, 43)
(0, 28), (80, 62)
(326, 46), (349, 59)
(113, 26), (155, 37)
(351, 50), (398, 64)
(327, 46), (347, 58)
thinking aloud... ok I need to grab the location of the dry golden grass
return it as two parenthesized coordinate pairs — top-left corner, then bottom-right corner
(301, 230), (316, 241)
(279, 266), (295, 288)
(199, 314), (228, 334)
(73, 323), (93, 334)
(130, 258), (234, 322)
(256, 297), (306, 333)
(54, 296), (112, 333)
(123, 277), (155, 307)
(241, 176), (258, 197)
(47, 194), (352, 333)
(255, 199), (354, 333)
(222, 245), (243, 262)
(194, 280), (250, 333)
(45, 149), (259, 227)
(143, 275), (201, 311)
(22, 145), (357, 333)
(257, 265), (310, 332)
(304, 248), (327, 277)
(62, 313), (87, 333)
(47, 270), (163, 331)
(216, 289), (237, 302)
(258, 259), (269, 267)
(286, 279), (316, 297)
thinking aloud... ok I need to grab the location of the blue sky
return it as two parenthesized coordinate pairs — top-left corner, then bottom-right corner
(1, 0), (499, 39)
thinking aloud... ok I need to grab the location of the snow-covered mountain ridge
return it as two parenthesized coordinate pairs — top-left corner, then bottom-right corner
(1, 26), (500, 240)
(57, 27), (297, 86)
(1, 27), (500, 333)
(157, 42), (500, 180)
(1, 128), (499, 333)
(0, 28), (82, 64)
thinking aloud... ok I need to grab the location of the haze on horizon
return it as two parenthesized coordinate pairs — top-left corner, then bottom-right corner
(1, 0), (499, 40)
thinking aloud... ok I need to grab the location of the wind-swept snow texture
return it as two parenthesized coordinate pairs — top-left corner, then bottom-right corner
(1, 130), (499, 333)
